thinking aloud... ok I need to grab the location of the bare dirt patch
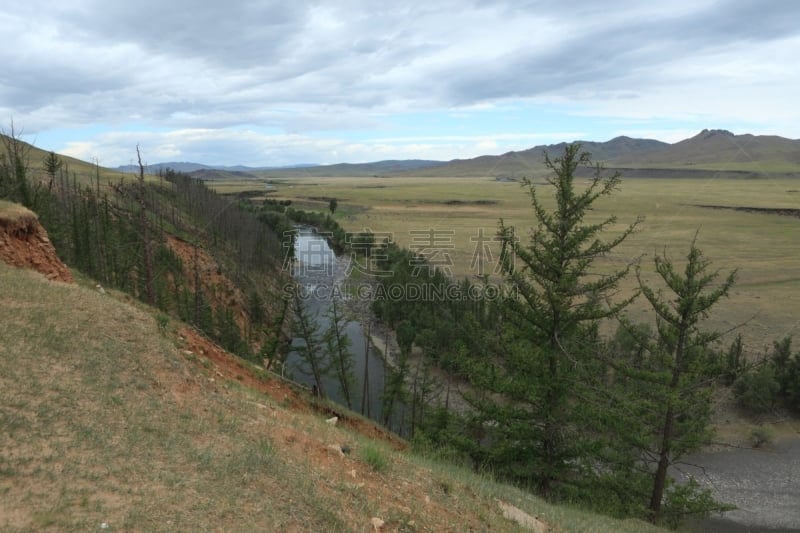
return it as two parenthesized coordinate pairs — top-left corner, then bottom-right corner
(0, 202), (73, 283)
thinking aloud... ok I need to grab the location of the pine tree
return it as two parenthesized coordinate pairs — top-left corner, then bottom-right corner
(382, 319), (414, 427)
(466, 143), (640, 497)
(634, 237), (736, 522)
(324, 297), (355, 409)
(291, 295), (329, 398)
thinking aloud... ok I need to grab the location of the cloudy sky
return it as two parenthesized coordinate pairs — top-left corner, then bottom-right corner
(2, 0), (799, 167)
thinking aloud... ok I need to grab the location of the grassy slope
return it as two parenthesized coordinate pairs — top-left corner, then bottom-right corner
(2, 134), (159, 189)
(0, 262), (664, 532)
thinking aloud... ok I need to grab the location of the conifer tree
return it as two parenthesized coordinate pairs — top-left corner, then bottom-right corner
(291, 295), (329, 398)
(324, 297), (355, 409)
(634, 238), (736, 522)
(466, 143), (640, 497)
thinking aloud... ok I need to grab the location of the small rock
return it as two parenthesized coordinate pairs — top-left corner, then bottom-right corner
(327, 444), (345, 457)
(325, 416), (338, 425)
(96, 284), (105, 294)
(370, 517), (384, 531)
(341, 444), (351, 454)
(100, 523), (109, 530)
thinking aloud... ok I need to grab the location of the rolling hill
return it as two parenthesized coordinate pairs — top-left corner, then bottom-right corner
(401, 130), (800, 178)
(196, 130), (798, 179)
(612, 129), (800, 172)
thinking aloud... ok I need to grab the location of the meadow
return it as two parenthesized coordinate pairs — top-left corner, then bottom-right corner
(214, 174), (800, 352)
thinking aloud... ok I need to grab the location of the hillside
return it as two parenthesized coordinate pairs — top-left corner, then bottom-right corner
(0, 134), (126, 188)
(0, 203), (665, 532)
(612, 129), (800, 172)
(407, 130), (800, 178)
(239, 130), (800, 179)
(411, 136), (669, 178)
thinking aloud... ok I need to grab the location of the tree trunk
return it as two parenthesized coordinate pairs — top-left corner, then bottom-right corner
(649, 406), (674, 521)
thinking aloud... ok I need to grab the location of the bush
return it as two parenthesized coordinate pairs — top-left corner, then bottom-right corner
(662, 479), (735, 529)
(733, 364), (780, 413)
(749, 426), (775, 448)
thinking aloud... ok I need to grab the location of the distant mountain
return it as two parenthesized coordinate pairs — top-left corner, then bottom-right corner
(404, 136), (669, 178)
(261, 159), (446, 177)
(116, 162), (320, 174)
(117, 159), (444, 177)
(516, 135), (669, 162)
(398, 130), (800, 178)
(115, 131), (800, 180)
(612, 129), (800, 172)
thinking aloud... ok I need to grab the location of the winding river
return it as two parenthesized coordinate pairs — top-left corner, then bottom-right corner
(283, 228), (404, 431)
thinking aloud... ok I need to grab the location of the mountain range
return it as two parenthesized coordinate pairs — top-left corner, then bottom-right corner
(117, 129), (800, 179)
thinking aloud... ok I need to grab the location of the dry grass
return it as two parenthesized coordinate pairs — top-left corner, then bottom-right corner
(251, 175), (799, 351)
(0, 200), (37, 228)
(0, 262), (666, 532)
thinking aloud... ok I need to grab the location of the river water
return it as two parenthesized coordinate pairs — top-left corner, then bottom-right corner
(283, 228), (403, 430)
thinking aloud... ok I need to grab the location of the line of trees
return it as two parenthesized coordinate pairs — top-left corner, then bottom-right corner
(1, 130), (291, 365)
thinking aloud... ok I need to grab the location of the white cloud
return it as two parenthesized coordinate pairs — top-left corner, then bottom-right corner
(2, 0), (800, 164)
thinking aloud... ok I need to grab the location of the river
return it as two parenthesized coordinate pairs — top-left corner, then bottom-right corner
(283, 227), (405, 432)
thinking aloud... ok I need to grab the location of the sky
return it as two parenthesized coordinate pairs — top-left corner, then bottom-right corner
(2, 0), (799, 167)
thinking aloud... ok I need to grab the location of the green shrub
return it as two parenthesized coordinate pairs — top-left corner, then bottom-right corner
(359, 444), (389, 472)
(733, 364), (780, 413)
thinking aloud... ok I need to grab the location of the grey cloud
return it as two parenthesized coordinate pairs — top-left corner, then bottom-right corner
(3, 0), (800, 141)
(60, 0), (307, 68)
(440, 0), (800, 104)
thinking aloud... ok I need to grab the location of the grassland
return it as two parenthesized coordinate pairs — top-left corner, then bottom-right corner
(214, 175), (800, 351)
(0, 261), (669, 532)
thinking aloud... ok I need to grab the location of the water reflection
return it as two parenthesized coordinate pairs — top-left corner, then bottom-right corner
(284, 227), (402, 431)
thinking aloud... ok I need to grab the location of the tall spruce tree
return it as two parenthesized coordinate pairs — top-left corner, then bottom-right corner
(466, 143), (640, 497)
